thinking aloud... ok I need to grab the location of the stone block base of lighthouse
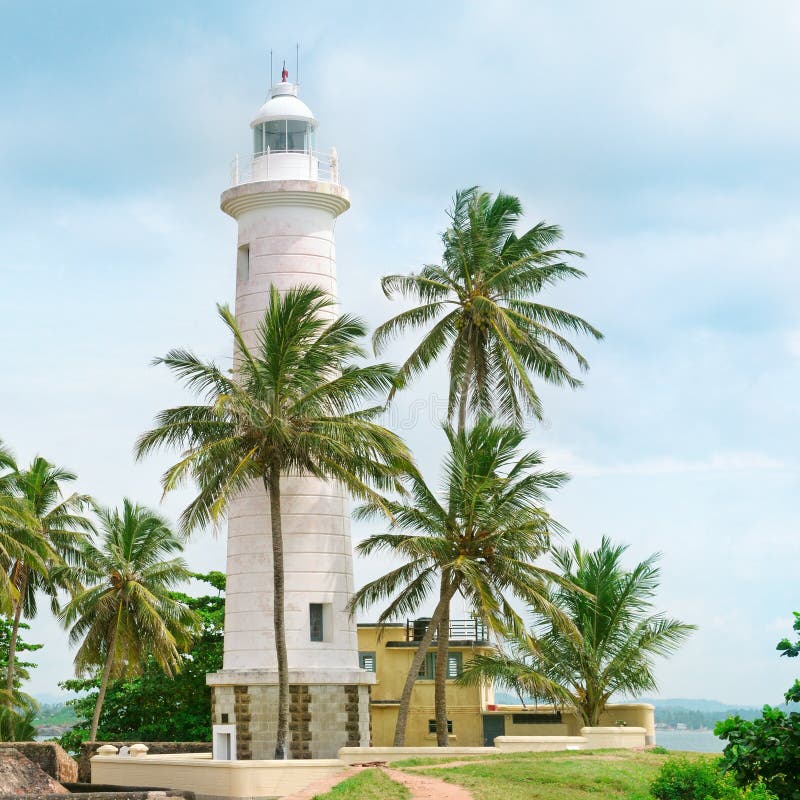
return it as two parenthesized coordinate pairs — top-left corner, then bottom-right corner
(208, 670), (373, 760)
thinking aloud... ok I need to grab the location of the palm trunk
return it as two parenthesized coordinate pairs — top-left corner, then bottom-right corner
(89, 622), (119, 741)
(457, 360), (471, 434)
(266, 465), (289, 760)
(434, 579), (452, 746)
(5, 564), (28, 711)
(434, 369), (471, 749)
(392, 582), (458, 747)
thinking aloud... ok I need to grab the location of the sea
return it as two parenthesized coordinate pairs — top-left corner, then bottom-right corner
(655, 730), (724, 753)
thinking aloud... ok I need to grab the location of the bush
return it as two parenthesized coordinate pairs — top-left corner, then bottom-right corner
(650, 757), (732, 799)
(649, 758), (775, 800)
(715, 613), (800, 800)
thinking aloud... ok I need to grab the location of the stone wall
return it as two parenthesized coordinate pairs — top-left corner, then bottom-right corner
(0, 747), (68, 795)
(78, 742), (211, 783)
(211, 682), (371, 759)
(0, 741), (77, 782)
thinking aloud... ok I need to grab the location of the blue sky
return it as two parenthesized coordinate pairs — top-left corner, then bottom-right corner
(1, 0), (799, 704)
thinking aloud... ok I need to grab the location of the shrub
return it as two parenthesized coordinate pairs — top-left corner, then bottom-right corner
(650, 757), (777, 800)
(716, 613), (800, 800)
(650, 757), (732, 800)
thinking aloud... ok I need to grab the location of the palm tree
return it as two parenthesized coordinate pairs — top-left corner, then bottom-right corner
(460, 537), (696, 727)
(374, 187), (603, 429)
(135, 285), (411, 758)
(375, 188), (602, 738)
(3, 458), (93, 699)
(60, 500), (198, 741)
(0, 441), (45, 615)
(350, 416), (569, 746)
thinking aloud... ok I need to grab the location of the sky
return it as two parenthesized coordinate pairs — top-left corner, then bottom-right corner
(1, 0), (798, 706)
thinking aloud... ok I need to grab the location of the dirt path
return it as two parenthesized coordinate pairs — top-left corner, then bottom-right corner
(404, 758), (494, 770)
(381, 765), (474, 800)
(281, 765), (362, 799)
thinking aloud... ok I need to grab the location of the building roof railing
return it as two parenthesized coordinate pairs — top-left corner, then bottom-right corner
(230, 149), (340, 187)
(405, 617), (490, 643)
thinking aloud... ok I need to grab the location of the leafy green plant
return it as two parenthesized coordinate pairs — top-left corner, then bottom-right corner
(715, 613), (800, 800)
(649, 757), (753, 799)
(350, 418), (568, 746)
(58, 572), (224, 754)
(459, 537), (695, 727)
(137, 286), (410, 758)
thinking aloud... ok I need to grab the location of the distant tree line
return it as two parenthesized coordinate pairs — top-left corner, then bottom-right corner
(655, 707), (760, 729)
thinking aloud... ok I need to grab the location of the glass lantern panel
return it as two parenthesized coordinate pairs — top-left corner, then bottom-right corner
(253, 124), (265, 155)
(264, 120), (287, 152)
(286, 120), (308, 152)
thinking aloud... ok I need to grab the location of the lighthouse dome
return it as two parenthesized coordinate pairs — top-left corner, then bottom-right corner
(251, 81), (317, 156)
(251, 82), (317, 128)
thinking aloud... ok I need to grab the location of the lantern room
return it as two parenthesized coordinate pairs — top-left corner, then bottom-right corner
(230, 70), (340, 186)
(251, 80), (317, 156)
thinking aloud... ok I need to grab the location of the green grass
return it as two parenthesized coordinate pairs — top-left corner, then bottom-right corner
(312, 768), (410, 800)
(312, 750), (717, 800)
(408, 749), (712, 800)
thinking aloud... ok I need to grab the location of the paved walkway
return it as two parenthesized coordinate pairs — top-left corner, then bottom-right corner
(380, 765), (474, 800)
(282, 765), (362, 799)
(282, 761), (475, 800)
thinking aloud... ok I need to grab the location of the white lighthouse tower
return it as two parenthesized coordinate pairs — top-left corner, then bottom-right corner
(206, 69), (373, 760)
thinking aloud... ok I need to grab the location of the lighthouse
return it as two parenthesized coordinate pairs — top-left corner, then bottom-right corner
(206, 71), (373, 760)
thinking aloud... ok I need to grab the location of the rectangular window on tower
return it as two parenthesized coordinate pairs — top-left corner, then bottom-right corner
(309, 603), (324, 642)
(237, 244), (250, 282)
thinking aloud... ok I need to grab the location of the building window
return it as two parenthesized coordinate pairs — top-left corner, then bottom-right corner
(447, 652), (463, 678)
(237, 244), (250, 282)
(359, 652), (376, 672)
(418, 651), (462, 679)
(511, 712), (563, 725)
(428, 719), (453, 734)
(309, 603), (324, 642)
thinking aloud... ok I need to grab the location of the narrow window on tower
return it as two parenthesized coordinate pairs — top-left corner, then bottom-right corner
(237, 244), (250, 282)
(309, 603), (324, 642)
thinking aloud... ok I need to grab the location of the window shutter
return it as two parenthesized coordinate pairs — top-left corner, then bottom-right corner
(447, 652), (462, 678)
(359, 652), (376, 672)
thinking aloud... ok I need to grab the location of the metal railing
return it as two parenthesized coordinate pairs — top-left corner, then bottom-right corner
(406, 618), (489, 642)
(230, 148), (340, 186)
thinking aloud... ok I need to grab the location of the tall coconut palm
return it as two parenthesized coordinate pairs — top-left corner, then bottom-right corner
(375, 188), (602, 739)
(375, 187), (603, 429)
(135, 285), (411, 758)
(60, 500), (198, 741)
(3, 458), (93, 699)
(459, 537), (696, 726)
(350, 416), (570, 746)
(0, 441), (45, 615)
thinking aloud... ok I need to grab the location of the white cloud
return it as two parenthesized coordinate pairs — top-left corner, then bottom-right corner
(549, 450), (793, 478)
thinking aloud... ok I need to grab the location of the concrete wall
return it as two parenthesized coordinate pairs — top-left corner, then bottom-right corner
(580, 726), (647, 749)
(78, 742), (210, 783)
(339, 746), (499, 764)
(91, 754), (345, 800)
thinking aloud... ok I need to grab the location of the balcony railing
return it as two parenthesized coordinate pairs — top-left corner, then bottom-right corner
(406, 618), (489, 642)
(230, 148), (340, 186)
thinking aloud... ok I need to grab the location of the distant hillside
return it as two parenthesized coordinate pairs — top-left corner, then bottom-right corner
(635, 697), (759, 711)
(32, 703), (77, 737)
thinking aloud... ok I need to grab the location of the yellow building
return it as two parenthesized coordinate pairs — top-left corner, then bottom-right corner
(357, 619), (656, 747)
